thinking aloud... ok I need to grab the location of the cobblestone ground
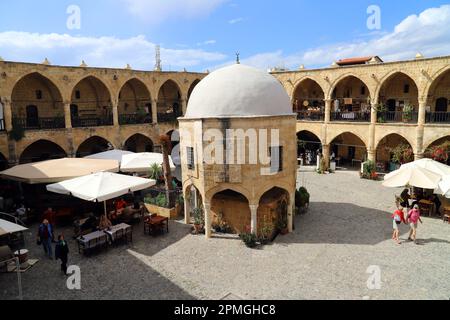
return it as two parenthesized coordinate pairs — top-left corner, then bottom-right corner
(1, 170), (449, 300)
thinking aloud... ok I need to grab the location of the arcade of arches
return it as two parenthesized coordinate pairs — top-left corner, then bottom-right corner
(124, 134), (154, 153)
(157, 80), (183, 122)
(76, 136), (112, 158)
(19, 140), (67, 164)
(118, 79), (152, 125)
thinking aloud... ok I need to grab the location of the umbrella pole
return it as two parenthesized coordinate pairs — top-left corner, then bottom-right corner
(104, 201), (107, 218)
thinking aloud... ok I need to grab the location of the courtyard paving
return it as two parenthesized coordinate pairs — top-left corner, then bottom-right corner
(1, 170), (449, 300)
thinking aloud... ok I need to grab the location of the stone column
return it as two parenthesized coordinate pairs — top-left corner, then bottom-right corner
(184, 193), (190, 225)
(416, 99), (427, 159)
(368, 101), (378, 162)
(63, 101), (72, 129)
(322, 144), (330, 170)
(152, 99), (158, 124)
(324, 99), (332, 123)
(181, 98), (187, 116)
(204, 202), (212, 239)
(112, 99), (119, 127)
(2, 97), (13, 132)
(249, 204), (258, 235)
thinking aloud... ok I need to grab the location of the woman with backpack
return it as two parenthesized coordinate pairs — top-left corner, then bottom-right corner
(391, 206), (406, 245)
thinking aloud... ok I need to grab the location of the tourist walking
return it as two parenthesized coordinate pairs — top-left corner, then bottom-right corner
(37, 219), (54, 259)
(391, 206), (406, 245)
(407, 205), (423, 244)
(55, 234), (69, 275)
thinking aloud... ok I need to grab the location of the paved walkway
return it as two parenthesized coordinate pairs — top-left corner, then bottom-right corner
(1, 170), (449, 300)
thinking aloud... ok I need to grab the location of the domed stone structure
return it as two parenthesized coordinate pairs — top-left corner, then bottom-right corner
(185, 64), (292, 118)
(180, 64), (297, 239)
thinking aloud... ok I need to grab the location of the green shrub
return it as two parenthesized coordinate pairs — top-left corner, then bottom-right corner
(296, 187), (310, 209)
(239, 232), (258, 248)
(192, 207), (204, 226)
(149, 163), (162, 181)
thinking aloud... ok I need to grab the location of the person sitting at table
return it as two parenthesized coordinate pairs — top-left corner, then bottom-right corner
(80, 214), (97, 234)
(98, 215), (112, 230)
(399, 188), (411, 209)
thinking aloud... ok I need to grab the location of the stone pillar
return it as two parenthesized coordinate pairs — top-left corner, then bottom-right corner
(324, 99), (332, 123)
(204, 202), (212, 239)
(2, 97), (13, 132)
(184, 193), (190, 225)
(152, 99), (158, 124)
(288, 198), (294, 233)
(322, 144), (330, 170)
(63, 101), (72, 129)
(416, 100), (427, 159)
(181, 98), (187, 116)
(112, 99), (119, 127)
(368, 101), (378, 163)
(250, 204), (258, 235)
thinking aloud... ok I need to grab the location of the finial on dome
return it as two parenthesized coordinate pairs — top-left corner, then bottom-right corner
(125, 63), (131, 70)
(80, 60), (88, 67)
(415, 52), (424, 60)
(236, 52), (240, 64)
(42, 58), (51, 65)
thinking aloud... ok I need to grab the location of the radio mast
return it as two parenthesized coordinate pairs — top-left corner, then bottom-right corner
(154, 45), (162, 71)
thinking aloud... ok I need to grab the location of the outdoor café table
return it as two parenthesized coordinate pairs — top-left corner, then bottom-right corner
(77, 230), (108, 254)
(144, 215), (169, 235)
(104, 223), (132, 243)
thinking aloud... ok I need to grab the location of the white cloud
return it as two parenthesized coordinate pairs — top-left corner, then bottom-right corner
(197, 40), (217, 46)
(122, 0), (227, 24)
(232, 4), (450, 70)
(0, 31), (227, 70)
(228, 17), (244, 24)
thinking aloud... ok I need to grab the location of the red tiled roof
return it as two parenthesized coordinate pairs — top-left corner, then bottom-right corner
(336, 56), (382, 66)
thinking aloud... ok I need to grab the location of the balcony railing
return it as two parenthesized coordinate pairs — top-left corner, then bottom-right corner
(425, 112), (450, 124)
(72, 115), (113, 128)
(331, 112), (370, 122)
(377, 111), (418, 124)
(296, 111), (324, 121)
(119, 113), (153, 125)
(157, 113), (179, 123)
(13, 117), (65, 130)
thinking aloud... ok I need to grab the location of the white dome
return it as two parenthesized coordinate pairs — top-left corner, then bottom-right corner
(185, 64), (292, 118)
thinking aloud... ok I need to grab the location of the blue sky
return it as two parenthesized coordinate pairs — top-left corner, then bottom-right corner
(0, 0), (449, 71)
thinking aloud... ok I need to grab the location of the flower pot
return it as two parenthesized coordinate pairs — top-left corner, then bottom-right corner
(193, 224), (204, 234)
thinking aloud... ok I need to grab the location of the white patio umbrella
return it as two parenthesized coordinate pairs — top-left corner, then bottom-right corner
(437, 175), (450, 198)
(0, 219), (28, 237)
(0, 158), (119, 184)
(46, 172), (156, 216)
(401, 158), (450, 177)
(383, 166), (442, 189)
(120, 153), (175, 173)
(85, 150), (134, 164)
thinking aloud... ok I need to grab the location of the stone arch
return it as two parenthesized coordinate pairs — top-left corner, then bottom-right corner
(257, 186), (291, 235)
(187, 79), (201, 102)
(76, 136), (114, 157)
(184, 184), (204, 222)
(424, 65), (450, 99)
(205, 184), (252, 204)
(375, 133), (415, 170)
(70, 76), (114, 127)
(292, 77), (326, 113)
(376, 71), (420, 112)
(425, 66), (450, 114)
(375, 69), (418, 100)
(118, 78), (153, 125)
(123, 133), (154, 153)
(329, 73), (373, 99)
(11, 72), (65, 129)
(157, 79), (182, 121)
(19, 139), (67, 164)
(329, 132), (368, 165)
(424, 135), (450, 154)
(297, 130), (323, 165)
(210, 188), (251, 234)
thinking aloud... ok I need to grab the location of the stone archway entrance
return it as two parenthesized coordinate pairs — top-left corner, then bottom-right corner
(258, 187), (290, 239)
(376, 134), (414, 172)
(210, 189), (250, 235)
(76, 136), (113, 157)
(19, 140), (67, 164)
(330, 132), (367, 169)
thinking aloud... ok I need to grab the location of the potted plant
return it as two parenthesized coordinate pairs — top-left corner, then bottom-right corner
(296, 187), (310, 214)
(402, 103), (414, 123)
(192, 207), (204, 234)
(375, 103), (387, 123)
(149, 163), (163, 182)
(277, 220), (289, 235)
(239, 227), (258, 248)
(361, 160), (378, 180)
(259, 224), (273, 245)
